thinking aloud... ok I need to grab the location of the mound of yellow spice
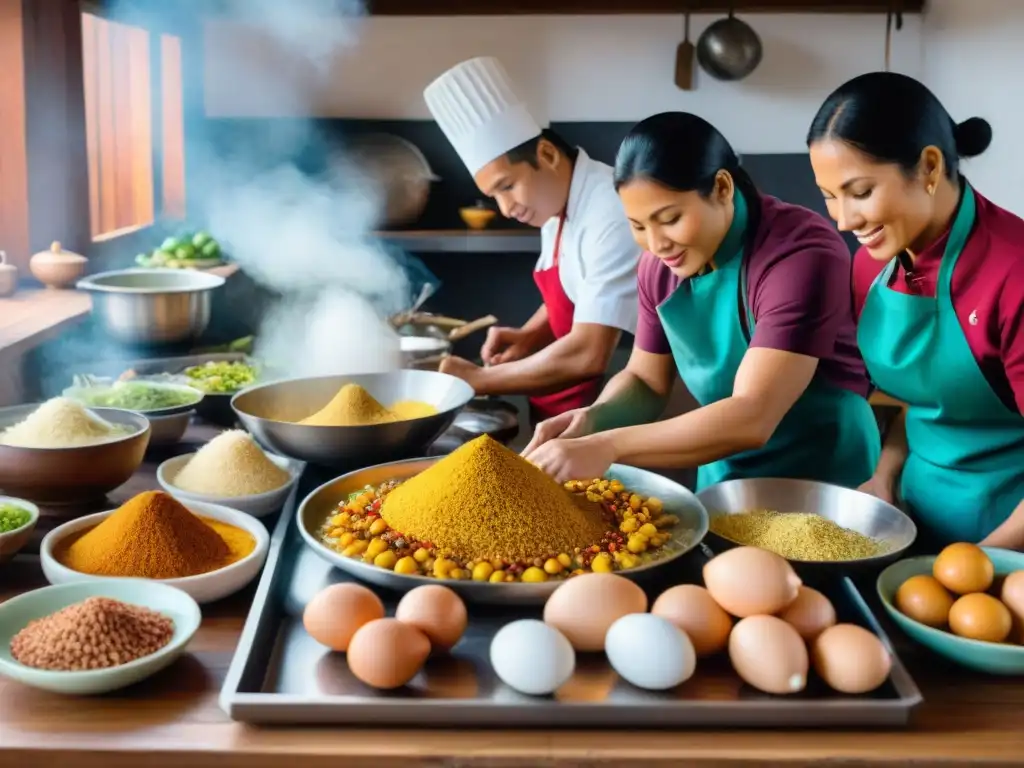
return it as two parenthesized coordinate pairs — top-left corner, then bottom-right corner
(57, 490), (255, 579)
(297, 383), (439, 426)
(379, 435), (609, 562)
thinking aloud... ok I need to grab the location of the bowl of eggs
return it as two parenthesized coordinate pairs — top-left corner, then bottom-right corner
(877, 543), (1024, 675)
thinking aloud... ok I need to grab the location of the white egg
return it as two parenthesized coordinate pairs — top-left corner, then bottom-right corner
(605, 613), (696, 691)
(489, 619), (575, 696)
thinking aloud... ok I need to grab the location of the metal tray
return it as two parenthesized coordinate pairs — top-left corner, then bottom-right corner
(220, 467), (923, 729)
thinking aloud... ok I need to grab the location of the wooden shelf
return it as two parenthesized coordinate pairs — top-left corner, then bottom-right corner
(367, 0), (923, 14)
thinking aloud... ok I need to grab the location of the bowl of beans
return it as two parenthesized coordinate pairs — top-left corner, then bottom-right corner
(0, 497), (39, 564)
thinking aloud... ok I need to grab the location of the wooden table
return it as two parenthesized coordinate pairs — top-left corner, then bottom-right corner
(2, 428), (1024, 767)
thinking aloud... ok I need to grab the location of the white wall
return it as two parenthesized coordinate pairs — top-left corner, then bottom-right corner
(203, 13), (924, 153)
(923, 0), (1024, 214)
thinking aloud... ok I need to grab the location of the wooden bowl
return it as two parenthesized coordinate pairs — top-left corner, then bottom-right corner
(0, 406), (151, 505)
(459, 208), (496, 230)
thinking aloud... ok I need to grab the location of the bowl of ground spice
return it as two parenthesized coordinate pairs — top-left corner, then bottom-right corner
(0, 399), (150, 504)
(0, 579), (200, 695)
(697, 477), (917, 576)
(297, 435), (709, 604)
(231, 370), (474, 466)
(39, 490), (270, 604)
(157, 430), (301, 517)
(0, 497), (39, 563)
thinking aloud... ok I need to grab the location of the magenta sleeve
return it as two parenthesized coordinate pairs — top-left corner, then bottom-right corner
(748, 239), (854, 359)
(634, 253), (673, 355)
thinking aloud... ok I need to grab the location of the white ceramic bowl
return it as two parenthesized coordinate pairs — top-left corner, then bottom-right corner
(0, 579), (201, 695)
(155, 452), (300, 518)
(0, 497), (39, 563)
(146, 410), (194, 448)
(39, 499), (269, 604)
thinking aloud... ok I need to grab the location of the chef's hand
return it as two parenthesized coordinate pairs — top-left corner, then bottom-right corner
(857, 472), (898, 505)
(439, 355), (485, 390)
(522, 407), (594, 456)
(527, 434), (617, 485)
(481, 326), (536, 366)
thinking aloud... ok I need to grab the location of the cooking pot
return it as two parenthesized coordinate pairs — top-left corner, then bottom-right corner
(77, 268), (225, 346)
(344, 134), (440, 228)
(696, 11), (763, 82)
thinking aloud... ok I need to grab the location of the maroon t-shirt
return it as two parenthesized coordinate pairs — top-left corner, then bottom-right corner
(852, 188), (1024, 415)
(636, 194), (870, 398)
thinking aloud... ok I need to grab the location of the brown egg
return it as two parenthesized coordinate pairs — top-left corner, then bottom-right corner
(704, 547), (801, 618)
(543, 573), (648, 652)
(933, 542), (994, 595)
(346, 618), (431, 689)
(395, 584), (468, 651)
(302, 583), (385, 652)
(728, 615), (808, 695)
(948, 592), (1012, 643)
(651, 584), (733, 656)
(812, 624), (892, 694)
(999, 570), (1024, 644)
(894, 574), (954, 628)
(778, 586), (837, 642)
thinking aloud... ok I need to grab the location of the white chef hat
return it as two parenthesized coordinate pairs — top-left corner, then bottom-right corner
(423, 57), (544, 176)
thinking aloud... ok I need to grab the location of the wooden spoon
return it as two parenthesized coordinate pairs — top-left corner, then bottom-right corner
(675, 10), (695, 90)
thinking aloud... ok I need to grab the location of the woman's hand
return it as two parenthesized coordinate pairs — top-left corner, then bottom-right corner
(480, 327), (540, 366)
(526, 433), (617, 485)
(857, 472), (898, 505)
(522, 407), (595, 456)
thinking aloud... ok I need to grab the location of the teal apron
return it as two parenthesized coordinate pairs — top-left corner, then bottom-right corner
(857, 183), (1024, 544)
(656, 191), (880, 491)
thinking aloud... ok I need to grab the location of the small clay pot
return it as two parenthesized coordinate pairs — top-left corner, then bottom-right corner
(0, 251), (17, 297)
(30, 241), (88, 289)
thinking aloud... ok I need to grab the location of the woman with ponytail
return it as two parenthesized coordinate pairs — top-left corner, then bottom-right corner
(524, 112), (880, 491)
(808, 72), (1024, 548)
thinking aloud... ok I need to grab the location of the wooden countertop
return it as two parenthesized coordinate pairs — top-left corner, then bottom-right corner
(0, 264), (240, 359)
(2, 424), (1023, 768)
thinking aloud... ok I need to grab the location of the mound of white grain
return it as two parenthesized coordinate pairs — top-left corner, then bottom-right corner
(0, 397), (132, 448)
(173, 430), (290, 497)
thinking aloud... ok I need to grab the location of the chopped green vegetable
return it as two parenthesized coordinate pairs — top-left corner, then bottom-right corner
(201, 241), (220, 258)
(161, 237), (181, 251)
(183, 361), (258, 394)
(193, 231), (212, 248)
(0, 503), (31, 534)
(71, 381), (202, 411)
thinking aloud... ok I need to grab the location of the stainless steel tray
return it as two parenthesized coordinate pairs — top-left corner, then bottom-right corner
(220, 467), (924, 728)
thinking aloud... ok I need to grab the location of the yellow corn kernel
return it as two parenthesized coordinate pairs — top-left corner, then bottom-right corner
(591, 553), (614, 573)
(646, 497), (664, 514)
(543, 558), (564, 575)
(638, 523), (658, 538)
(556, 553), (573, 568)
(586, 492), (603, 503)
(366, 538), (389, 558)
(609, 480), (624, 492)
(368, 518), (388, 536)
(521, 566), (548, 583)
(336, 532), (355, 547)
(472, 562), (495, 581)
(618, 553), (640, 569)
(563, 481), (576, 490)
(433, 558), (456, 579)
(629, 494), (642, 510)
(602, 489), (616, 500)
(373, 551), (398, 569)
(341, 540), (368, 558)
(413, 547), (431, 563)
(489, 569), (507, 583)
(394, 556), (418, 574)
(449, 568), (468, 580)
(627, 534), (649, 554)
(619, 518), (638, 534)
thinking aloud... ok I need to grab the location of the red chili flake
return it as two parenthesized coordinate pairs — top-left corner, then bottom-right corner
(608, 543), (617, 552)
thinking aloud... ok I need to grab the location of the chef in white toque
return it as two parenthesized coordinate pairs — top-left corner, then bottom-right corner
(423, 56), (640, 425)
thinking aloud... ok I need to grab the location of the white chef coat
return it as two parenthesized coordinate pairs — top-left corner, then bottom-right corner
(534, 148), (640, 335)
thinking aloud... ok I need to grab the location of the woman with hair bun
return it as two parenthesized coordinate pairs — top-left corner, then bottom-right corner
(808, 71), (1024, 547)
(524, 112), (880, 491)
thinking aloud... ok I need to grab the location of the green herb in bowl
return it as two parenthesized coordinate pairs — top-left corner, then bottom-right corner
(183, 361), (258, 394)
(65, 380), (203, 413)
(0, 503), (31, 534)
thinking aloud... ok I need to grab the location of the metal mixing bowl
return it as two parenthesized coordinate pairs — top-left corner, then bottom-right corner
(77, 268), (225, 346)
(0, 405), (150, 505)
(696, 477), (917, 576)
(231, 370), (474, 467)
(297, 457), (710, 605)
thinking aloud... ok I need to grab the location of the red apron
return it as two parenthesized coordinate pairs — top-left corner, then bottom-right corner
(528, 212), (603, 423)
